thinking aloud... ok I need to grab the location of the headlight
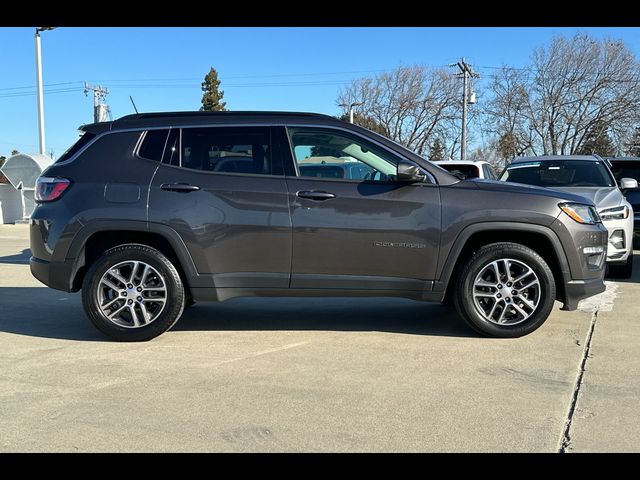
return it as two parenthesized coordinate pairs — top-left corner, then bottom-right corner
(559, 203), (600, 225)
(598, 205), (629, 221)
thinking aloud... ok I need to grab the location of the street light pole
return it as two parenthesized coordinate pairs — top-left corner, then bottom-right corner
(34, 27), (55, 156)
(339, 102), (363, 124)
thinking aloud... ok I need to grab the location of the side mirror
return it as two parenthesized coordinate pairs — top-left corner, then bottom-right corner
(620, 177), (639, 190)
(396, 160), (426, 183)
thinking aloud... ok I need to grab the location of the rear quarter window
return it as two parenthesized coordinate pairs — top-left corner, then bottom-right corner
(55, 132), (96, 163)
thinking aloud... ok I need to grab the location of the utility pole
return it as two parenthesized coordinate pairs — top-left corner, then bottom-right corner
(339, 102), (363, 124)
(84, 82), (110, 123)
(34, 27), (55, 155)
(451, 57), (479, 160)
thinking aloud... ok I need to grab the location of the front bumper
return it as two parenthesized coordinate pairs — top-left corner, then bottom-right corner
(602, 216), (634, 263)
(562, 276), (606, 311)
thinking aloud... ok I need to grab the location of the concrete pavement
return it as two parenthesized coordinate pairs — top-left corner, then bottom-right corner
(0, 224), (637, 452)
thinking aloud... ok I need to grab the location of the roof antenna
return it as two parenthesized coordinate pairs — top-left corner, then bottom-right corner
(129, 96), (140, 117)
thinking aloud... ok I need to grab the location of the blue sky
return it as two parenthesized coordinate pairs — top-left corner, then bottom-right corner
(1, 27), (638, 158)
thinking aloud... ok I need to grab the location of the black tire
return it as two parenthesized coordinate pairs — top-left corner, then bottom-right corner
(607, 254), (633, 279)
(81, 244), (186, 341)
(453, 242), (556, 338)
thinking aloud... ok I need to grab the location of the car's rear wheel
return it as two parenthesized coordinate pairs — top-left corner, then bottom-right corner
(607, 254), (633, 279)
(454, 242), (556, 338)
(81, 244), (186, 341)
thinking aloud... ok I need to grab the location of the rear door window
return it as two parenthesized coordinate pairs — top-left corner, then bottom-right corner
(178, 127), (278, 175)
(138, 129), (169, 162)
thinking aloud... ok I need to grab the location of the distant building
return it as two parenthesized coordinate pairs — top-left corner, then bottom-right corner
(0, 153), (52, 223)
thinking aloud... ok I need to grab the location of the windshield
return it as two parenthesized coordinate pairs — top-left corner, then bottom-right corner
(500, 160), (615, 188)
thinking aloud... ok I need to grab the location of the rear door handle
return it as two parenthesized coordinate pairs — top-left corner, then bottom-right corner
(160, 183), (201, 193)
(296, 190), (336, 201)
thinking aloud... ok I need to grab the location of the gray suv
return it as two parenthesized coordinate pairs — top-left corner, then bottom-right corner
(30, 112), (608, 341)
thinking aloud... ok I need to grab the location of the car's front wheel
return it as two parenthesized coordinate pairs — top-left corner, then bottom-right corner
(81, 244), (186, 341)
(454, 242), (556, 338)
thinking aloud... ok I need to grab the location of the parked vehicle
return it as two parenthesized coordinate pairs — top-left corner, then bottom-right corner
(607, 157), (640, 248)
(499, 155), (637, 278)
(433, 160), (497, 180)
(31, 112), (607, 341)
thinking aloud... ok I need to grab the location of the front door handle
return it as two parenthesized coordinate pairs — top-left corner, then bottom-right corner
(296, 190), (336, 201)
(161, 183), (201, 193)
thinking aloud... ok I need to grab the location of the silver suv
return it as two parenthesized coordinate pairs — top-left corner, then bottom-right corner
(500, 155), (636, 278)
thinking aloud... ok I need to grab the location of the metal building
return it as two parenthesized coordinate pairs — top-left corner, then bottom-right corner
(0, 153), (52, 223)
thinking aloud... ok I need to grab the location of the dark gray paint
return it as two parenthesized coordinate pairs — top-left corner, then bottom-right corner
(30, 111), (608, 311)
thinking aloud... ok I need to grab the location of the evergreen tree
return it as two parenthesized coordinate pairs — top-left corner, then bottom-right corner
(339, 113), (388, 137)
(200, 68), (227, 112)
(626, 127), (640, 157)
(429, 138), (445, 161)
(497, 132), (519, 160)
(577, 121), (615, 156)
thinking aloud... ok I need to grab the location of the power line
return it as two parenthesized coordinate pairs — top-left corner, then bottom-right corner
(0, 87), (84, 99)
(0, 80), (83, 92)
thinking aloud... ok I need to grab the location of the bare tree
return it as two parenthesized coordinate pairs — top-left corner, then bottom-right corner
(484, 66), (537, 158)
(337, 65), (460, 155)
(485, 34), (640, 157)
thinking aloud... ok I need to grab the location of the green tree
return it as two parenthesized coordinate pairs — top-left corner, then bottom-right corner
(0, 155), (5, 168)
(11, 149), (18, 156)
(577, 121), (616, 157)
(200, 67), (227, 112)
(428, 138), (445, 161)
(339, 112), (389, 137)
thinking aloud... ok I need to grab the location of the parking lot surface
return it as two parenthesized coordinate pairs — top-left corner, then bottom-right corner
(0, 224), (638, 452)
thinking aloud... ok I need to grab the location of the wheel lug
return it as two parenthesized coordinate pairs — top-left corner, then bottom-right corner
(137, 296), (143, 302)
(506, 282), (512, 287)
(497, 284), (503, 289)
(127, 284), (133, 289)
(136, 286), (142, 292)
(497, 293), (502, 298)
(505, 297), (511, 303)
(121, 291), (127, 296)
(512, 290), (517, 295)
(127, 299), (133, 305)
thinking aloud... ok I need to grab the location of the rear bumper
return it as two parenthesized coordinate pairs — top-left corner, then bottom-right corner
(30, 256), (74, 292)
(562, 276), (606, 311)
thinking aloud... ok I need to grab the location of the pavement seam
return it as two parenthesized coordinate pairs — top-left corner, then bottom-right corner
(557, 309), (599, 453)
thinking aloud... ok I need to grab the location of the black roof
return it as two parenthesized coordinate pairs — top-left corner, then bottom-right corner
(81, 111), (343, 133)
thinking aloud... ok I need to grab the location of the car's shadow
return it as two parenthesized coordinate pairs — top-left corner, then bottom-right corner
(0, 287), (477, 342)
(0, 248), (30, 265)
(177, 297), (477, 338)
(606, 251), (640, 284)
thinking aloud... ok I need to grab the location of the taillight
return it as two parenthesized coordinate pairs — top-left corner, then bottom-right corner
(35, 177), (71, 202)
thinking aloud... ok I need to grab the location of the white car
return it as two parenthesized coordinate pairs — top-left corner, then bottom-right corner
(500, 155), (637, 278)
(433, 160), (498, 180)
